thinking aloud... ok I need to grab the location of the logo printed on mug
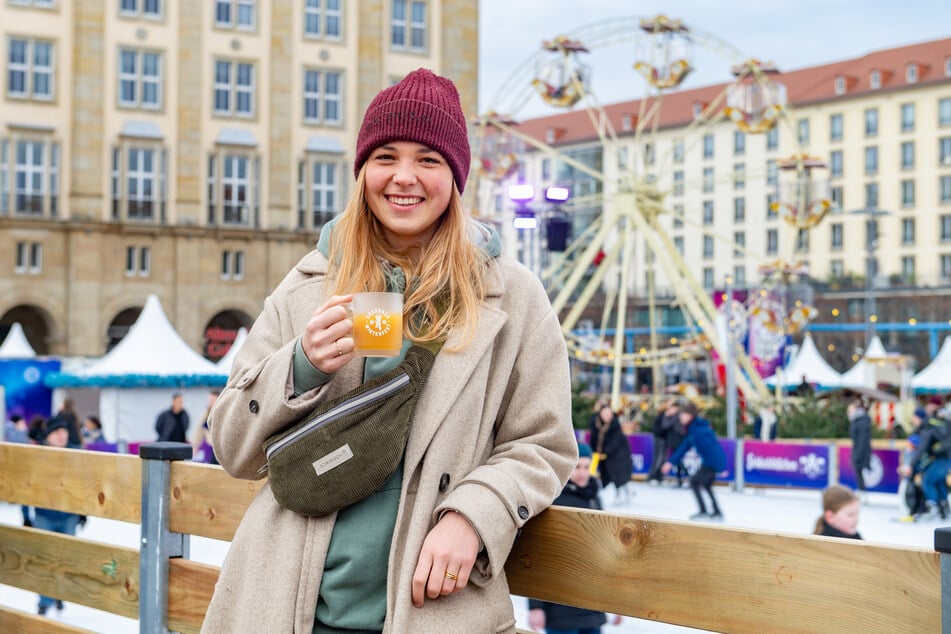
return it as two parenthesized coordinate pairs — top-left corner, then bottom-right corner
(363, 308), (393, 337)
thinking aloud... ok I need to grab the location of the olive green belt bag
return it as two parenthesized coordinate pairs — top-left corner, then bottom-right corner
(262, 342), (440, 517)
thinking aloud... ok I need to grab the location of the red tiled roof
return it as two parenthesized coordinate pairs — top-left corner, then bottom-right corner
(513, 38), (951, 147)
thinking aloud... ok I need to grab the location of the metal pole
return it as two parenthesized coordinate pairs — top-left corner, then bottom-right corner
(934, 527), (951, 633)
(139, 442), (192, 634)
(865, 213), (876, 348)
(725, 276), (737, 441)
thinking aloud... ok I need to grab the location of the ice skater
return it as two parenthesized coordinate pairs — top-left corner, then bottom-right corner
(662, 401), (726, 521)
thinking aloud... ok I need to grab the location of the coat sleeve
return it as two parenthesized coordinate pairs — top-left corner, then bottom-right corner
(434, 282), (578, 583)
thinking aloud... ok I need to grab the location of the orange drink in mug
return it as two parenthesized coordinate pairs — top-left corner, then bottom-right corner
(351, 292), (403, 357)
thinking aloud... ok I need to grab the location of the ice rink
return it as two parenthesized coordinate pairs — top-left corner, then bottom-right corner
(1, 479), (943, 633)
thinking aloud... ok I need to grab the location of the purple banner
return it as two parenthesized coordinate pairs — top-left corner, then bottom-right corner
(743, 440), (831, 489)
(1, 359), (60, 423)
(837, 446), (902, 494)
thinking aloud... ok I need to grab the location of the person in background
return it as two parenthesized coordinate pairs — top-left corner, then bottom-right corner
(4, 413), (28, 443)
(663, 401), (726, 521)
(796, 375), (814, 398)
(203, 68), (577, 632)
(813, 485), (862, 539)
(82, 415), (105, 445)
(847, 399), (872, 501)
(528, 443), (622, 634)
(155, 393), (189, 443)
(49, 398), (83, 448)
(752, 403), (778, 442)
(647, 400), (679, 485)
(589, 401), (634, 504)
(898, 407), (951, 521)
(33, 416), (86, 616)
(191, 389), (220, 464)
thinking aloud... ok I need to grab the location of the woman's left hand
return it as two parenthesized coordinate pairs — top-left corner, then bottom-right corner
(411, 510), (480, 607)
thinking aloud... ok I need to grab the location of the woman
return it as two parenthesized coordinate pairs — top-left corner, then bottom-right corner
(589, 402), (634, 503)
(204, 68), (577, 633)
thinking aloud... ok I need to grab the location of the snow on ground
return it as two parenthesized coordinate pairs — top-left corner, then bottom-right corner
(1, 480), (945, 633)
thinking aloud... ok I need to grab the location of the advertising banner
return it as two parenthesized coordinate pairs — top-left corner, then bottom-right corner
(0, 359), (60, 424)
(743, 440), (830, 489)
(837, 446), (902, 494)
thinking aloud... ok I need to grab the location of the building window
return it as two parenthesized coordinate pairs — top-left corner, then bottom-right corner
(124, 245), (151, 277)
(940, 99), (951, 127)
(942, 254), (951, 279)
(119, 0), (161, 18)
(830, 113), (843, 141)
(834, 75), (845, 95)
(766, 159), (777, 186)
(208, 151), (260, 227)
(941, 215), (951, 242)
(946, 58), (951, 78)
(672, 170), (683, 196)
(303, 69), (343, 125)
(864, 108), (878, 137)
(304, 0), (342, 39)
(702, 267), (714, 289)
(941, 176), (951, 203)
(733, 163), (745, 189)
(621, 114), (632, 131)
(702, 167), (714, 193)
(733, 231), (745, 257)
(797, 118), (809, 144)
(733, 197), (745, 223)
(941, 137), (951, 167)
(733, 266), (746, 286)
(831, 223), (843, 250)
(865, 182), (879, 209)
(766, 193), (777, 219)
(901, 218), (915, 244)
(829, 260), (843, 278)
(221, 250), (245, 280)
(831, 186), (843, 210)
(297, 156), (342, 229)
(766, 228), (778, 255)
(869, 69), (881, 89)
(702, 200), (714, 225)
(672, 203), (683, 229)
(10, 0), (55, 7)
(7, 38), (53, 100)
(112, 146), (166, 222)
(901, 179), (915, 208)
(796, 228), (809, 253)
(672, 139), (684, 164)
(901, 103), (915, 132)
(702, 133), (714, 159)
(118, 49), (162, 109)
(906, 63), (918, 84)
(830, 150), (843, 178)
(391, 0), (427, 52)
(766, 126), (778, 151)
(215, 0), (255, 30)
(901, 256), (915, 281)
(14, 241), (41, 274)
(901, 141), (915, 170)
(673, 236), (683, 255)
(702, 235), (714, 259)
(734, 130), (745, 155)
(3, 138), (59, 217)
(213, 60), (254, 117)
(864, 146), (878, 175)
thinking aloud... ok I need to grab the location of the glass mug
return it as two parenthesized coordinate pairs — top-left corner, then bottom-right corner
(350, 292), (403, 357)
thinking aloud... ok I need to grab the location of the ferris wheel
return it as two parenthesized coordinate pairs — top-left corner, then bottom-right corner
(470, 15), (831, 409)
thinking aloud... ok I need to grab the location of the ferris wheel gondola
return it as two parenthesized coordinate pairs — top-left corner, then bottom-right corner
(531, 36), (591, 108)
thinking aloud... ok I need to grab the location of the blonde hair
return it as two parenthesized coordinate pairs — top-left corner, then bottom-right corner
(327, 166), (488, 349)
(813, 485), (859, 534)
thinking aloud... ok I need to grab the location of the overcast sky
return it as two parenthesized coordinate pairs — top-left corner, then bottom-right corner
(478, 0), (951, 118)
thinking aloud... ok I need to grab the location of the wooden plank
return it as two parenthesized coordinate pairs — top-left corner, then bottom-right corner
(0, 443), (141, 523)
(168, 461), (265, 541)
(0, 605), (95, 633)
(505, 507), (940, 633)
(0, 525), (140, 621)
(167, 559), (220, 634)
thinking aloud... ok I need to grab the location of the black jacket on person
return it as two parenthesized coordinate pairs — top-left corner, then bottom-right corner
(909, 417), (951, 470)
(155, 408), (189, 443)
(816, 518), (862, 540)
(589, 413), (634, 489)
(849, 411), (872, 470)
(528, 479), (607, 629)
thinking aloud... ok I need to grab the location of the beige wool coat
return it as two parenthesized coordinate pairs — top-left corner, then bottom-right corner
(202, 249), (578, 633)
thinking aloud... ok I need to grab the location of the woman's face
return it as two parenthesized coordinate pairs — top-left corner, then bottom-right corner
(825, 499), (860, 535)
(364, 141), (454, 250)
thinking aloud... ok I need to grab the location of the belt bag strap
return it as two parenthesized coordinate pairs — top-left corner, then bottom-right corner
(263, 341), (442, 516)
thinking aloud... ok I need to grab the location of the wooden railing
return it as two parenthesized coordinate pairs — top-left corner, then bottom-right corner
(0, 441), (947, 633)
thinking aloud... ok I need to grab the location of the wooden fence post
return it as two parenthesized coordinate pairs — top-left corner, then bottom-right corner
(140, 442), (192, 634)
(936, 527), (951, 634)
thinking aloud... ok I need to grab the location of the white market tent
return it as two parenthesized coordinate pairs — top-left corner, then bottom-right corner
(912, 336), (951, 393)
(839, 336), (889, 389)
(765, 334), (842, 390)
(0, 323), (37, 359)
(215, 326), (247, 375)
(46, 294), (226, 444)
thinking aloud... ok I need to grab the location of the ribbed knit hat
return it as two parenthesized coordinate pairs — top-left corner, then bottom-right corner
(354, 68), (470, 193)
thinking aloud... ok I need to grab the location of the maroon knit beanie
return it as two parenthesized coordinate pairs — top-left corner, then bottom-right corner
(354, 68), (470, 193)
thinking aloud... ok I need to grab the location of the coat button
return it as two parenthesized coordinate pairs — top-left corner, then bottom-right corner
(439, 473), (450, 492)
(517, 505), (529, 520)
(248, 400), (259, 414)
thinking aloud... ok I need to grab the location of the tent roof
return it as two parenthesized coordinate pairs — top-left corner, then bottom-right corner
(912, 336), (951, 392)
(765, 334), (842, 388)
(45, 294), (226, 387)
(0, 323), (36, 359)
(216, 326), (247, 374)
(839, 335), (890, 388)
